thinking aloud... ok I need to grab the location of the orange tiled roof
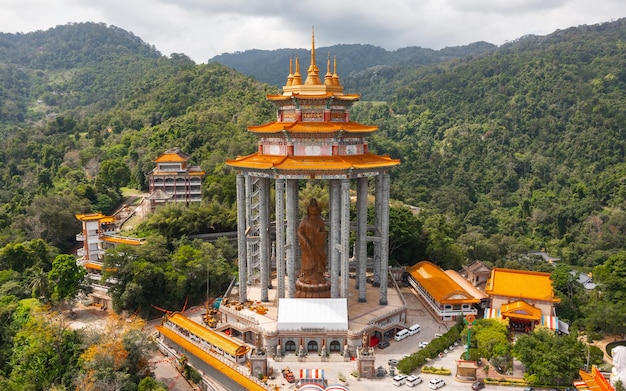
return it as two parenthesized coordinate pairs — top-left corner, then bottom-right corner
(165, 312), (249, 357)
(248, 121), (377, 134)
(153, 149), (190, 163)
(226, 152), (400, 171)
(266, 93), (360, 101)
(444, 270), (489, 300)
(408, 261), (480, 304)
(500, 300), (541, 320)
(577, 367), (614, 391)
(485, 268), (560, 303)
(101, 236), (144, 246)
(75, 212), (115, 223)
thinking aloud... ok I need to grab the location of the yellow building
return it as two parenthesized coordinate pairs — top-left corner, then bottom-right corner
(407, 261), (480, 320)
(75, 212), (144, 308)
(484, 268), (561, 332)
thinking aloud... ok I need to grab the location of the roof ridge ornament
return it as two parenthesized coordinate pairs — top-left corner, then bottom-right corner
(304, 26), (321, 85)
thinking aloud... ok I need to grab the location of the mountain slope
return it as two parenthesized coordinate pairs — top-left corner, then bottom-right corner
(208, 41), (496, 88)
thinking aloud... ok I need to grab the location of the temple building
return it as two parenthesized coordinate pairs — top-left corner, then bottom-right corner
(407, 261), (481, 320)
(225, 30), (399, 305)
(220, 31), (404, 356)
(147, 148), (205, 211)
(75, 212), (144, 308)
(484, 268), (562, 332)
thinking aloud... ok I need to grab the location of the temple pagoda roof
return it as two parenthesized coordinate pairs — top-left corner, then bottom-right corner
(266, 92), (360, 101)
(485, 268), (561, 303)
(248, 120), (377, 134)
(226, 152), (400, 172)
(153, 148), (190, 163)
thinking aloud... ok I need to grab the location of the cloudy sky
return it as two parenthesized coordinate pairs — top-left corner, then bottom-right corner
(2, 0), (625, 63)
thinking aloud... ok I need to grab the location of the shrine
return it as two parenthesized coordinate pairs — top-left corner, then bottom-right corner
(226, 30), (400, 304)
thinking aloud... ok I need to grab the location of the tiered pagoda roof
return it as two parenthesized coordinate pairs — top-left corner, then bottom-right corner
(226, 29), (400, 177)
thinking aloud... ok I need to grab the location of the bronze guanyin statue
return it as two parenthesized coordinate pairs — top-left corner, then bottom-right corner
(296, 198), (331, 298)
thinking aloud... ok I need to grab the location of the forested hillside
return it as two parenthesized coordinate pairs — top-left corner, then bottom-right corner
(1, 19), (626, 389)
(355, 18), (626, 269)
(209, 41), (496, 88)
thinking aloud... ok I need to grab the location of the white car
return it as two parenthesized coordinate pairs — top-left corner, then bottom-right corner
(429, 378), (446, 389)
(393, 375), (407, 386)
(406, 375), (423, 387)
(418, 341), (429, 348)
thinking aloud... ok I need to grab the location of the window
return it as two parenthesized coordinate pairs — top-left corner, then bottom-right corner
(285, 341), (296, 352)
(307, 340), (318, 353)
(330, 341), (341, 352)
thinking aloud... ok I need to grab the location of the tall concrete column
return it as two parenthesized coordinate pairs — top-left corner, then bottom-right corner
(286, 179), (298, 298)
(379, 172), (390, 305)
(236, 173), (248, 302)
(259, 177), (270, 302)
(340, 178), (351, 298)
(357, 177), (368, 302)
(373, 174), (383, 286)
(275, 178), (286, 298)
(330, 180), (340, 298)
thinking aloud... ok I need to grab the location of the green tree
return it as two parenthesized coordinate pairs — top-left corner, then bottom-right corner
(8, 310), (83, 390)
(513, 328), (585, 386)
(138, 377), (167, 391)
(98, 159), (131, 190)
(48, 255), (87, 312)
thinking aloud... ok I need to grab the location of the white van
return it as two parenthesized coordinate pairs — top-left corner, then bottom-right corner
(406, 375), (423, 387)
(392, 375), (407, 386)
(428, 378), (446, 389)
(394, 328), (410, 341)
(408, 324), (421, 335)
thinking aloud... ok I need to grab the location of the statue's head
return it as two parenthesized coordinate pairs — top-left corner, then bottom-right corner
(308, 198), (320, 215)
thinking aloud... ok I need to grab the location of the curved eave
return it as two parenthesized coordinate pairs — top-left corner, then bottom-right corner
(153, 153), (189, 163)
(226, 153), (399, 171)
(266, 93), (360, 101)
(249, 121), (378, 134)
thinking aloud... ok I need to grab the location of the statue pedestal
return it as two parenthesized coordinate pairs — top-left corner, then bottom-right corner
(295, 278), (331, 298)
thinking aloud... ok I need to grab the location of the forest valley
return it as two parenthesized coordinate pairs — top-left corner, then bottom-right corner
(0, 19), (626, 390)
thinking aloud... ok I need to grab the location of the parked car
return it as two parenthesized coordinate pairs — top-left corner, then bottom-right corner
(406, 375), (423, 387)
(472, 381), (485, 390)
(408, 324), (421, 335)
(388, 358), (399, 366)
(378, 340), (390, 349)
(418, 341), (429, 348)
(393, 374), (407, 386)
(429, 377), (446, 389)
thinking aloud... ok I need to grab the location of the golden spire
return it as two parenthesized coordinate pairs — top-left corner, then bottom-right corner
(332, 56), (341, 87)
(292, 56), (302, 85)
(286, 56), (294, 86)
(324, 52), (334, 85)
(304, 27), (321, 85)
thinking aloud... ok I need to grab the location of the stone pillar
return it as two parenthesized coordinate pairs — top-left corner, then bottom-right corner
(275, 178), (285, 298)
(373, 174), (383, 286)
(259, 177), (270, 302)
(236, 173), (247, 302)
(357, 177), (368, 302)
(330, 179), (340, 298)
(286, 179), (298, 298)
(340, 178), (351, 298)
(379, 172), (390, 305)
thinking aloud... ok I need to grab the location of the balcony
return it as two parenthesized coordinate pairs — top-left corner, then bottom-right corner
(76, 233), (85, 241)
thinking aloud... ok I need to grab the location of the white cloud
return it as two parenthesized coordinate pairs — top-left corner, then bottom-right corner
(1, 0), (625, 63)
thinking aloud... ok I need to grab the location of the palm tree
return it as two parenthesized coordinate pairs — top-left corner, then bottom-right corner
(30, 267), (49, 301)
